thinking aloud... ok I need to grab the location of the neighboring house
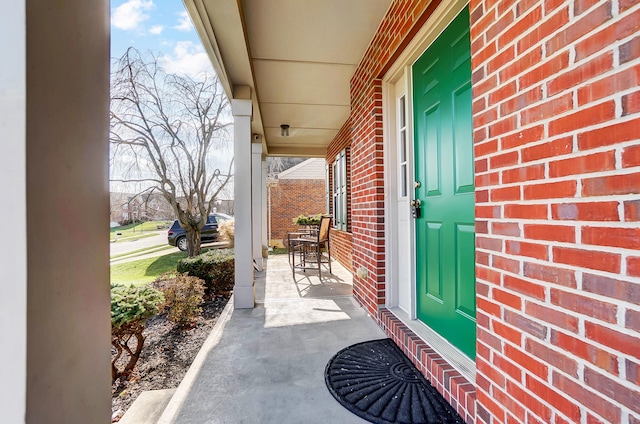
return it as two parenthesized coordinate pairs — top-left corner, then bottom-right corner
(109, 192), (175, 224)
(4, 1), (639, 423)
(268, 158), (326, 248)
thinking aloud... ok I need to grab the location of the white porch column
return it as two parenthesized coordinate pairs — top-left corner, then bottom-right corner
(232, 93), (255, 309)
(261, 160), (268, 250)
(252, 142), (263, 271)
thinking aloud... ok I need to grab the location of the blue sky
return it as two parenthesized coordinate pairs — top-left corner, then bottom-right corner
(110, 0), (214, 76)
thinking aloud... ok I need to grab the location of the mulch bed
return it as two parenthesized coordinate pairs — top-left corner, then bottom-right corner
(111, 294), (230, 422)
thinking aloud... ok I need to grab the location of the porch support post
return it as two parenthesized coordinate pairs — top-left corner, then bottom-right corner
(261, 160), (268, 251)
(251, 142), (263, 271)
(232, 91), (255, 309)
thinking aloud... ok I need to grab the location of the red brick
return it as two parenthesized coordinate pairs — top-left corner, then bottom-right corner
(582, 226), (640, 250)
(506, 379), (552, 422)
(493, 351), (524, 381)
(506, 240), (549, 260)
(491, 185), (521, 201)
(488, 45), (516, 74)
(497, 5), (542, 49)
(623, 90), (640, 116)
(477, 390), (507, 422)
(525, 337), (578, 377)
(552, 330), (619, 374)
(478, 296), (502, 318)
(583, 272), (640, 304)
(625, 199), (640, 221)
(582, 172), (640, 196)
(493, 320), (523, 345)
(585, 321), (640, 359)
(578, 119), (640, 150)
(504, 203), (548, 219)
(523, 262), (576, 287)
(550, 288), (618, 323)
(523, 224), (575, 243)
(623, 143), (640, 168)
(626, 309), (640, 332)
(491, 221), (521, 236)
(494, 287), (523, 310)
(505, 309), (548, 340)
(549, 100), (616, 136)
(620, 35), (640, 65)
(489, 116), (518, 138)
(477, 235), (503, 252)
(494, 255), (521, 274)
(525, 301), (579, 332)
(521, 92), (573, 125)
(475, 138), (499, 157)
(628, 256), (640, 278)
(545, 2), (613, 55)
(517, 6), (569, 53)
(553, 246), (621, 273)
(549, 151), (616, 178)
(526, 374), (581, 421)
(501, 85), (543, 116)
(584, 367), (640, 412)
(489, 82), (517, 106)
(476, 171), (500, 187)
(553, 371), (622, 423)
(551, 201), (620, 221)
(522, 136), (572, 162)
(500, 46), (544, 82)
(504, 343), (549, 379)
(548, 52), (614, 96)
(578, 65), (640, 105)
(518, 51), (569, 90)
(523, 180), (577, 200)
(503, 274), (546, 300)
(502, 164), (545, 183)
(501, 125), (544, 149)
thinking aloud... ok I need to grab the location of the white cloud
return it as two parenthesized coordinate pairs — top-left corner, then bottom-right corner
(161, 41), (212, 78)
(112, 0), (154, 31)
(174, 11), (194, 32)
(149, 25), (163, 35)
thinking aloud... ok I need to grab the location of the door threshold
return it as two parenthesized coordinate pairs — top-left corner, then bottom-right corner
(388, 306), (476, 384)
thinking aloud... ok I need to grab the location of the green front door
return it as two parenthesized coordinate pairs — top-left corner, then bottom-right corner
(413, 8), (476, 359)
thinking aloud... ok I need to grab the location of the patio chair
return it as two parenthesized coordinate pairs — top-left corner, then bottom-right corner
(289, 215), (332, 277)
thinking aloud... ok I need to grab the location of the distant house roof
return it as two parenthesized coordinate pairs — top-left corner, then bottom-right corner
(277, 158), (325, 180)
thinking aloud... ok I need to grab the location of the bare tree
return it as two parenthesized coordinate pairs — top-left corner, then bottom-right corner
(110, 47), (233, 256)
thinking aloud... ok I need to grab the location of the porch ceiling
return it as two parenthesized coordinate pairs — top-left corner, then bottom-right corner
(184, 0), (392, 157)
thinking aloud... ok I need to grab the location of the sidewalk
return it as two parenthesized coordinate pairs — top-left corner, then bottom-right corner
(157, 254), (385, 424)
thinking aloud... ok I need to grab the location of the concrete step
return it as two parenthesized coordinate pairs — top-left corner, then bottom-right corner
(119, 389), (176, 424)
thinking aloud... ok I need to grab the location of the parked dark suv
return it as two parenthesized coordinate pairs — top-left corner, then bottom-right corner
(167, 213), (233, 251)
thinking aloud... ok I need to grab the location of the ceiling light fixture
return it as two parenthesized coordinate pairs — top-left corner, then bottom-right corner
(280, 124), (290, 137)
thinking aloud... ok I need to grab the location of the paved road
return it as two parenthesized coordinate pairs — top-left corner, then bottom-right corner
(110, 232), (169, 256)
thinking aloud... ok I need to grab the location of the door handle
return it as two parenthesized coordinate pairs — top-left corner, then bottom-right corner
(411, 199), (421, 218)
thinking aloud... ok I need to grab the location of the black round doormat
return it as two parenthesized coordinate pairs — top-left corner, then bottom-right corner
(325, 339), (465, 424)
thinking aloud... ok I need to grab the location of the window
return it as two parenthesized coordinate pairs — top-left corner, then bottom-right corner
(333, 149), (348, 231)
(398, 95), (408, 198)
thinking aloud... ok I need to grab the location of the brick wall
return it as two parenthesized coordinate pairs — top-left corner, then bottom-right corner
(326, 0), (480, 422)
(268, 179), (325, 247)
(327, 0), (639, 423)
(471, 0), (640, 422)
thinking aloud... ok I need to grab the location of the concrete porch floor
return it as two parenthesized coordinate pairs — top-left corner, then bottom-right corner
(157, 253), (386, 424)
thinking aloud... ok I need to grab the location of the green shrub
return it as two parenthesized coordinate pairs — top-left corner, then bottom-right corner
(111, 284), (164, 383)
(152, 272), (205, 328)
(177, 248), (234, 294)
(293, 213), (322, 225)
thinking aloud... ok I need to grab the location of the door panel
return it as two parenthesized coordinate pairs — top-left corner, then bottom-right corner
(413, 7), (476, 359)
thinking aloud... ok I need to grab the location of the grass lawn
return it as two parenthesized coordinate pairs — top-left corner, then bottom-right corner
(110, 251), (186, 286)
(110, 221), (171, 241)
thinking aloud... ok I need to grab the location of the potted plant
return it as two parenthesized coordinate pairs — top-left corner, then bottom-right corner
(293, 214), (322, 226)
